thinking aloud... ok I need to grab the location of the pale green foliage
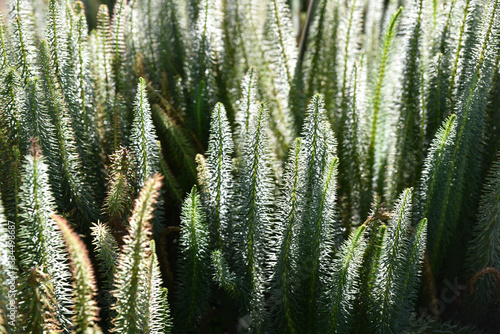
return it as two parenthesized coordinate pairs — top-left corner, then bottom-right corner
(110, 0), (128, 95)
(130, 78), (161, 187)
(17, 147), (73, 332)
(0, 12), (9, 71)
(1, 68), (29, 149)
(204, 103), (234, 249)
(367, 7), (402, 198)
(389, 0), (430, 200)
(327, 225), (367, 333)
(91, 221), (119, 294)
(9, 0), (38, 84)
(1, 0), (500, 332)
(235, 67), (259, 153)
(233, 102), (275, 331)
(111, 174), (170, 334)
(303, 0), (339, 109)
(64, 1), (102, 194)
(262, 0), (297, 150)
(0, 196), (15, 334)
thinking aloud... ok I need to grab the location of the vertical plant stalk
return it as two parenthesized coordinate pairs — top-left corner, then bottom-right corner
(53, 214), (101, 334)
(366, 7), (402, 196)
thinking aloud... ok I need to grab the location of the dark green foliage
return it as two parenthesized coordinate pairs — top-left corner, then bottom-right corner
(103, 147), (135, 234)
(186, 0), (224, 143)
(416, 0), (500, 273)
(0, 69), (24, 226)
(414, 114), (458, 265)
(175, 186), (211, 330)
(152, 105), (197, 187)
(211, 249), (240, 298)
(465, 155), (500, 321)
(408, 316), (484, 333)
(90, 220), (119, 314)
(295, 95), (340, 333)
(337, 63), (365, 223)
(369, 189), (427, 333)
(271, 138), (303, 333)
(425, 0), (464, 145)
(1, 0), (499, 332)
(303, 0), (339, 108)
(353, 218), (387, 332)
(146, 240), (172, 334)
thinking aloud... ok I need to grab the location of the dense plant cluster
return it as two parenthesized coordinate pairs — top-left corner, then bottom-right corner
(0, 0), (499, 333)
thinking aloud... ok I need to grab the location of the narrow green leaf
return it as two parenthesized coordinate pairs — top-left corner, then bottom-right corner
(175, 186), (211, 330)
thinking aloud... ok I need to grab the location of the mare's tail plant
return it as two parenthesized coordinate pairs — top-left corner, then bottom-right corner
(1, 0), (499, 332)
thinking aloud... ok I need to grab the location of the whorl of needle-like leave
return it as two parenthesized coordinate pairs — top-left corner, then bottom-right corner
(17, 144), (74, 332)
(111, 173), (164, 333)
(130, 77), (160, 188)
(204, 102), (234, 249)
(370, 189), (427, 333)
(176, 186), (211, 330)
(103, 147), (135, 228)
(52, 214), (102, 334)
